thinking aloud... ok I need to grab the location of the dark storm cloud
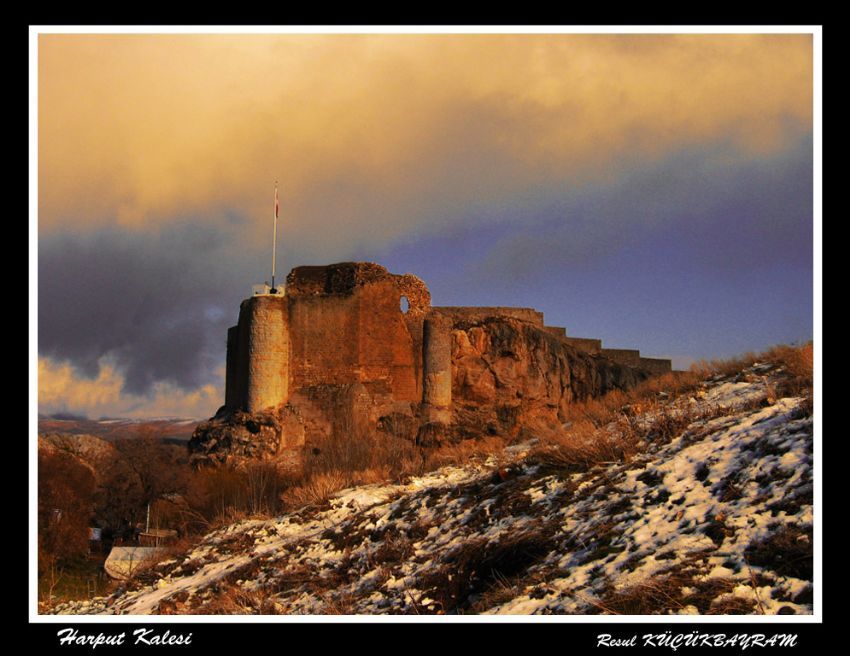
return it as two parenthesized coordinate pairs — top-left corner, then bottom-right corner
(38, 221), (264, 395)
(469, 134), (813, 285)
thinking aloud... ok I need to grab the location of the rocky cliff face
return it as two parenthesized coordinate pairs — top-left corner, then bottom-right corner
(449, 317), (649, 441)
(190, 315), (654, 467)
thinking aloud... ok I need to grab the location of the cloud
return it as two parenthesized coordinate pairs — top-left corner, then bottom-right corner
(37, 132), (812, 408)
(38, 222), (256, 395)
(39, 33), (812, 255)
(467, 133), (813, 284)
(38, 356), (223, 419)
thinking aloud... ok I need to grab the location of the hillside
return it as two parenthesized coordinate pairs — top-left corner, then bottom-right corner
(51, 358), (813, 616)
(38, 416), (200, 442)
(38, 432), (116, 464)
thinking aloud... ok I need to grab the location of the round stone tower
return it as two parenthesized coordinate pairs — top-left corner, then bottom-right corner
(422, 312), (452, 423)
(245, 295), (290, 413)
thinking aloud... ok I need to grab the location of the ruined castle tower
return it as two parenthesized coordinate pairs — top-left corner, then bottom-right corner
(190, 262), (672, 468)
(225, 263), (433, 414)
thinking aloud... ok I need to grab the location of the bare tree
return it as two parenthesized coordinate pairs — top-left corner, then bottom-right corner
(95, 427), (187, 536)
(38, 450), (96, 599)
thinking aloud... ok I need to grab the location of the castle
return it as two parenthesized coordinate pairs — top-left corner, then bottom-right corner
(189, 262), (671, 467)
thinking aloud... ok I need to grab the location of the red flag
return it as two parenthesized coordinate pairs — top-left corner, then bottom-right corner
(275, 185), (279, 220)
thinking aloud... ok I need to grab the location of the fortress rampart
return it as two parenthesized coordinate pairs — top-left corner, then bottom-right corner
(192, 262), (673, 468)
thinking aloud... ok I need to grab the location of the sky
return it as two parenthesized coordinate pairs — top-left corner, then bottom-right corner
(35, 31), (816, 420)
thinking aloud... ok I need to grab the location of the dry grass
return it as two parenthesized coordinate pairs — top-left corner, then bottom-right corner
(744, 525), (813, 581)
(592, 573), (690, 615)
(423, 435), (510, 471)
(317, 591), (358, 614)
(416, 519), (561, 613)
(309, 424), (425, 479)
(593, 568), (750, 615)
(529, 403), (729, 476)
(690, 342), (813, 392)
(468, 572), (526, 613)
(189, 583), (282, 615)
(765, 343), (813, 398)
(690, 352), (761, 378)
(278, 422), (427, 510)
(186, 461), (291, 527)
(279, 471), (351, 509)
(556, 371), (703, 433)
(530, 421), (637, 473)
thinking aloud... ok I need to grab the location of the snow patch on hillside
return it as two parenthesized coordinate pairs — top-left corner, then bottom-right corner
(52, 363), (813, 616)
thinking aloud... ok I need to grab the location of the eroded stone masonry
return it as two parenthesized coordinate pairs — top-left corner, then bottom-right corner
(189, 262), (672, 468)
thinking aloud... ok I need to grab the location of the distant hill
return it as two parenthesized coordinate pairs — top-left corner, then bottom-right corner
(38, 432), (116, 467)
(37, 416), (200, 441)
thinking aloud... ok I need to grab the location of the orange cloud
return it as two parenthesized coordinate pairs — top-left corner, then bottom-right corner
(39, 33), (812, 254)
(38, 356), (223, 419)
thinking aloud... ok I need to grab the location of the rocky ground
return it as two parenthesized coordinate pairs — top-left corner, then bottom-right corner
(51, 361), (813, 616)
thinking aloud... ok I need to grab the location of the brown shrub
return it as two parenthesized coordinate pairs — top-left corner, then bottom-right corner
(192, 583), (281, 615)
(688, 342), (813, 398)
(38, 449), (97, 599)
(530, 420), (638, 473)
(186, 461), (289, 526)
(765, 343), (813, 398)
(744, 525), (813, 581)
(594, 569), (749, 615)
(417, 520), (560, 613)
(690, 352), (760, 378)
(424, 435), (509, 471)
(305, 425), (425, 480)
(280, 471), (351, 509)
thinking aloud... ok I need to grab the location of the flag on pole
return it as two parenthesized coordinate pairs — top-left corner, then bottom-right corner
(271, 182), (279, 292)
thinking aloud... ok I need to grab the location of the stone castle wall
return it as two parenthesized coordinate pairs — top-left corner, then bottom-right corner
(192, 262), (673, 467)
(600, 348), (642, 368)
(431, 306), (545, 326)
(562, 337), (603, 354)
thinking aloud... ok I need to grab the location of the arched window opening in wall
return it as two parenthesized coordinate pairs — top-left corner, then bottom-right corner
(400, 295), (410, 314)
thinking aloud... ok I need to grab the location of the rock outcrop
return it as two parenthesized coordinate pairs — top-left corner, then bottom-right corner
(447, 316), (649, 441)
(188, 405), (305, 470)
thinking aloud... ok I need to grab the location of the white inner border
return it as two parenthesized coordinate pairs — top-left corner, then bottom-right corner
(29, 24), (823, 625)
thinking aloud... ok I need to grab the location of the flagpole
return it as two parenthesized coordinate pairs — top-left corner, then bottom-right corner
(272, 181), (278, 292)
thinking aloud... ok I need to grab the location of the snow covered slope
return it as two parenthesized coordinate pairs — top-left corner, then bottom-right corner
(52, 362), (813, 616)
